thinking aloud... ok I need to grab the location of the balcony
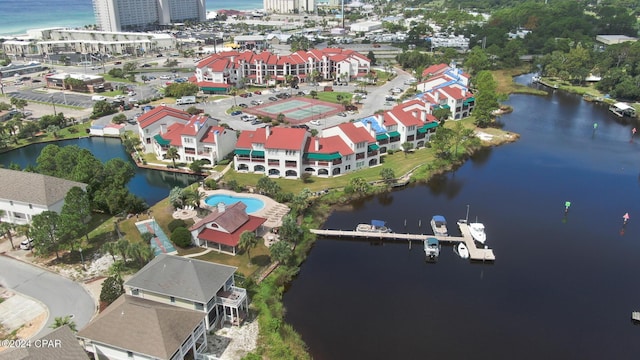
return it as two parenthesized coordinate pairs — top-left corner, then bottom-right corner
(185, 148), (196, 155)
(235, 156), (264, 162)
(367, 151), (378, 157)
(216, 286), (247, 308)
(285, 161), (297, 168)
(268, 161), (279, 166)
(355, 153), (365, 160)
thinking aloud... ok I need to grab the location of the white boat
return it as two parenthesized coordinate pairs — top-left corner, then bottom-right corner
(456, 242), (469, 259)
(424, 237), (440, 259)
(468, 222), (486, 244)
(430, 215), (448, 236)
(356, 220), (391, 233)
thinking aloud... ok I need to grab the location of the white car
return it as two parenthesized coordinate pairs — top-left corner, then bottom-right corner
(309, 120), (321, 126)
(114, 95), (126, 100)
(160, 75), (171, 80)
(128, 91), (136, 96)
(20, 239), (34, 250)
(255, 100), (263, 105)
(129, 98), (138, 103)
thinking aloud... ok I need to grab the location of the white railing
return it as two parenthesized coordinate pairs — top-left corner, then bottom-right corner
(216, 286), (247, 307)
(196, 353), (221, 360)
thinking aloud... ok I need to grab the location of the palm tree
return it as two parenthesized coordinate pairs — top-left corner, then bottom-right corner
(166, 147), (180, 168)
(187, 190), (205, 209)
(228, 86), (238, 107)
(238, 231), (258, 261)
(101, 241), (117, 261)
(50, 315), (77, 332)
(0, 221), (16, 250)
(115, 238), (129, 263)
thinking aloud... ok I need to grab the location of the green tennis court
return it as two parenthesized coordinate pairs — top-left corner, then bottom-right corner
(261, 100), (310, 113)
(286, 104), (338, 120)
(247, 97), (344, 123)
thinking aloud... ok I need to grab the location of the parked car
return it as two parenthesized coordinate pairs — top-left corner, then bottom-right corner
(20, 76), (31, 81)
(310, 120), (321, 126)
(297, 91), (305, 96)
(239, 93), (249, 98)
(160, 75), (171, 80)
(128, 91), (136, 96)
(231, 110), (243, 116)
(114, 61), (122, 65)
(156, 53), (164, 57)
(269, 97), (278, 101)
(140, 64), (151, 68)
(238, 103), (248, 108)
(251, 119), (262, 125)
(20, 239), (34, 250)
(337, 112), (347, 117)
(250, 100), (259, 105)
(31, 79), (41, 83)
(254, 90), (262, 95)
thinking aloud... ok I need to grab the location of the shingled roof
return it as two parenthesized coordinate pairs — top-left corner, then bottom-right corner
(0, 326), (88, 360)
(0, 169), (86, 206)
(77, 295), (204, 360)
(124, 254), (237, 302)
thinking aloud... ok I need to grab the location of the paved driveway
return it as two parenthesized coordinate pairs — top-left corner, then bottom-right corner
(0, 256), (95, 337)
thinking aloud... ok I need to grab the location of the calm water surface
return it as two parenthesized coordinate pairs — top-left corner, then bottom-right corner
(283, 75), (640, 359)
(0, 137), (199, 205)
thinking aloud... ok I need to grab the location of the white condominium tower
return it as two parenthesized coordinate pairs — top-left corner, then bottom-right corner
(93, 0), (206, 32)
(263, 0), (315, 14)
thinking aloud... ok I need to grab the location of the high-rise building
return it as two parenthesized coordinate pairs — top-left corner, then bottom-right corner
(93, 0), (206, 32)
(263, 0), (315, 14)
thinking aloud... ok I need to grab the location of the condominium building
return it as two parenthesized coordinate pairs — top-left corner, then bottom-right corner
(93, 0), (206, 32)
(264, 0), (315, 14)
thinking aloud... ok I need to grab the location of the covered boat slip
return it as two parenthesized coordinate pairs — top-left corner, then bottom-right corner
(609, 102), (636, 117)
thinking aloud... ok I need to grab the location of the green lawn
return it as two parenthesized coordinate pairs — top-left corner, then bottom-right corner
(310, 91), (352, 104)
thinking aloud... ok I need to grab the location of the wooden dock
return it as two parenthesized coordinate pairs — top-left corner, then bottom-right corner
(310, 222), (495, 261)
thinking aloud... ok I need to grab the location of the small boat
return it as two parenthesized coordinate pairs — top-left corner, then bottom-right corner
(468, 222), (486, 244)
(430, 215), (448, 236)
(424, 237), (440, 259)
(356, 219), (391, 233)
(456, 242), (469, 259)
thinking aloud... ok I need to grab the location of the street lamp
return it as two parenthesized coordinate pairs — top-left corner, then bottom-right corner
(79, 248), (85, 270)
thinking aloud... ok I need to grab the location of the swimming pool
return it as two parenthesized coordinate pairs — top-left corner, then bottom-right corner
(204, 194), (265, 214)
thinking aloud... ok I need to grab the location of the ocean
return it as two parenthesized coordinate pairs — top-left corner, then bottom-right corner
(0, 0), (264, 36)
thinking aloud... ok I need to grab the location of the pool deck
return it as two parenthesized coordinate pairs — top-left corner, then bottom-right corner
(198, 189), (290, 246)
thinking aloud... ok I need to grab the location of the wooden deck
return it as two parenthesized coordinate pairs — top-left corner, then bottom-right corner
(310, 221), (495, 261)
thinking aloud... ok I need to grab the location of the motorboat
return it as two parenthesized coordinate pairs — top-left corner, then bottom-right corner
(424, 237), (440, 259)
(430, 215), (448, 236)
(456, 242), (469, 259)
(356, 220), (391, 233)
(468, 222), (486, 244)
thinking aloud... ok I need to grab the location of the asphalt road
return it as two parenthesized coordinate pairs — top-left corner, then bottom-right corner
(0, 256), (95, 337)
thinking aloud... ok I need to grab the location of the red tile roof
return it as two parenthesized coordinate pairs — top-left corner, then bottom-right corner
(422, 63), (450, 77)
(439, 85), (471, 100)
(196, 215), (267, 247)
(304, 135), (354, 155)
(387, 108), (423, 127)
(200, 126), (227, 144)
(337, 123), (374, 144)
(138, 107), (191, 129)
(236, 127), (307, 150)
(160, 123), (184, 146)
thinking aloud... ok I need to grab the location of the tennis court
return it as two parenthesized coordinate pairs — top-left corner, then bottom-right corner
(135, 219), (177, 256)
(246, 97), (343, 124)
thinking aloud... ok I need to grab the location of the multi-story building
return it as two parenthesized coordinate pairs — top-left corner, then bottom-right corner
(194, 48), (370, 92)
(2, 29), (175, 57)
(417, 63), (475, 120)
(234, 126), (309, 178)
(93, 0), (206, 32)
(264, 0), (315, 14)
(0, 169), (86, 225)
(124, 254), (249, 330)
(137, 106), (237, 165)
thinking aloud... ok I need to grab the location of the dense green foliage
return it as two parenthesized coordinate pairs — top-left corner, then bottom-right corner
(170, 226), (192, 248)
(100, 274), (124, 305)
(168, 219), (187, 232)
(164, 83), (199, 98)
(35, 144), (147, 214)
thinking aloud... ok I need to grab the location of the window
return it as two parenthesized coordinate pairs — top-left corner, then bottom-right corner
(127, 351), (133, 358)
(9, 201), (13, 206)
(131, 289), (139, 296)
(29, 204), (32, 209)
(170, 296), (175, 303)
(195, 302), (204, 310)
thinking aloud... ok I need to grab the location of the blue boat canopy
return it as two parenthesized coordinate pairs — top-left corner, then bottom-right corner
(426, 237), (439, 245)
(371, 220), (386, 227)
(432, 215), (446, 223)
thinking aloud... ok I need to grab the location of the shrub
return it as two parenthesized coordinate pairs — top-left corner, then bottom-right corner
(204, 178), (218, 190)
(168, 219), (187, 232)
(218, 159), (230, 165)
(170, 226), (192, 248)
(99, 275), (124, 306)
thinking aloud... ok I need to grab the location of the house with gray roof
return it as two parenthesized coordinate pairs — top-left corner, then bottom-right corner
(124, 254), (249, 330)
(0, 326), (88, 360)
(77, 295), (208, 360)
(0, 169), (87, 225)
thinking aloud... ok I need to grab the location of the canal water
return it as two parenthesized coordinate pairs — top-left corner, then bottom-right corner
(0, 137), (200, 205)
(283, 75), (640, 359)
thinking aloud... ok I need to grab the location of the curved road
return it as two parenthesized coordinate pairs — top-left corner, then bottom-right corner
(0, 256), (95, 337)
